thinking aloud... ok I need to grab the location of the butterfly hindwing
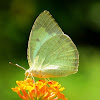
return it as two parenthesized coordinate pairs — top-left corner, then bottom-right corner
(33, 34), (79, 77)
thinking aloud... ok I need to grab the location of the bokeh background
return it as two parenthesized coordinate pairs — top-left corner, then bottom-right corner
(0, 0), (100, 100)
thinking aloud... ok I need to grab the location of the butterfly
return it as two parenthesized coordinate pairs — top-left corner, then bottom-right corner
(24, 10), (79, 78)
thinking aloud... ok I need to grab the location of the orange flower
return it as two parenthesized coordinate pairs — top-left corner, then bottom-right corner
(12, 78), (68, 100)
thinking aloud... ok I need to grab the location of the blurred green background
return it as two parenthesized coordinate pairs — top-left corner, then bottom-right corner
(0, 0), (100, 100)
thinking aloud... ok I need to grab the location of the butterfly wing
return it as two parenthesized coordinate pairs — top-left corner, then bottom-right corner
(27, 10), (79, 77)
(33, 34), (79, 77)
(27, 10), (64, 67)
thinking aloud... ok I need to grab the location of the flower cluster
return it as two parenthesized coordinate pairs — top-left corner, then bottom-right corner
(12, 78), (67, 100)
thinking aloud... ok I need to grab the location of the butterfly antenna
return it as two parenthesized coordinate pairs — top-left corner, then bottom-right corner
(9, 62), (26, 71)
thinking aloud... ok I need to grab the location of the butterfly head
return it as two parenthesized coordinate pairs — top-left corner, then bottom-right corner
(25, 68), (34, 77)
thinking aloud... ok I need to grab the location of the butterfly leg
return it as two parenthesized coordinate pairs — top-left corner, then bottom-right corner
(25, 74), (29, 80)
(47, 78), (51, 81)
(30, 73), (35, 83)
(43, 78), (51, 82)
(29, 74), (37, 94)
(44, 78), (47, 81)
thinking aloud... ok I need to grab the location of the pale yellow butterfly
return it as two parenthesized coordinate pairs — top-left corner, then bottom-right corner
(9, 10), (79, 78)
(24, 10), (79, 78)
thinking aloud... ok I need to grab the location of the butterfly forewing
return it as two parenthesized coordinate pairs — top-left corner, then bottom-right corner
(27, 10), (64, 67)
